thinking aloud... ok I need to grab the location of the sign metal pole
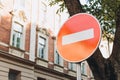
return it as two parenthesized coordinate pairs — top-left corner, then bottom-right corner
(77, 62), (81, 80)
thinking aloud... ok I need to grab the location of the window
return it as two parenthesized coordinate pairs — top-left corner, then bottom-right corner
(9, 69), (21, 80)
(69, 63), (73, 70)
(38, 36), (46, 59)
(12, 22), (23, 48)
(81, 63), (85, 74)
(54, 51), (63, 66)
(37, 77), (46, 80)
(69, 63), (76, 71)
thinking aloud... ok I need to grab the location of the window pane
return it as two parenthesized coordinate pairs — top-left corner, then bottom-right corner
(16, 36), (20, 48)
(37, 77), (46, 80)
(9, 70), (20, 80)
(38, 36), (46, 59)
(54, 50), (63, 66)
(9, 73), (17, 80)
(81, 63), (85, 74)
(39, 44), (44, 58)
(39, 36), (45, 45)
(13, 23), (22, 32)
(12, 34), (15, 46)
(56, 53), (60, 64)
(12, 22), (23, 48)
(70, 63), (73, 70)
(69, 63), (76, 70)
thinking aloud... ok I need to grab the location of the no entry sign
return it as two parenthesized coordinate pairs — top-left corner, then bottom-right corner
(56, 13), (101, 62)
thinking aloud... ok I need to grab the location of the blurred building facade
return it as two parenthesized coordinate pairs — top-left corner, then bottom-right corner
(0, 0), (94, 80)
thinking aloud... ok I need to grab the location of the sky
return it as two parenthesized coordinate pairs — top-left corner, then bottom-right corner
(80, 0), (87, 5)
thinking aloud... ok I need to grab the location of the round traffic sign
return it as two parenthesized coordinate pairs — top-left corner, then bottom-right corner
(56, 13), (101, 62)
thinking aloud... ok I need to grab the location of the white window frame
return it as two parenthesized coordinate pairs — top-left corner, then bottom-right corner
(81, 62), (87, 75)
(37, 32), (48, 60)
(10, 18), (26, 50)
(69, 62), (76, 71)
(81, 62), (85, 74)
(12, 22), (23, 48)
(54, 50), (63, 66)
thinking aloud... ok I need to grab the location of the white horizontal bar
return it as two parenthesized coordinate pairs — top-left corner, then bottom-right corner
(62, 28), (94, 45)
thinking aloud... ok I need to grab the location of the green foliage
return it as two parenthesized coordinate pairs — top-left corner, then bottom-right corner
(48, 0), (120, 42)
(82, 0), (120, 41)
(48, 0), (66, 13)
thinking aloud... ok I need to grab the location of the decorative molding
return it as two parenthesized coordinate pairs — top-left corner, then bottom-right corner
(68, 70), (76, 77)
(10, 10), (27, 22)
(9, 48), (25, 58)
(36, 27), (50, 36)
(36, 58), (48, 68)
(37, 31), (49, 60)
(54, 64), (64, 73)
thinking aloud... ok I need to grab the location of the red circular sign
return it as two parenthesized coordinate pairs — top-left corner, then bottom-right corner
(56, 13), (101, 62)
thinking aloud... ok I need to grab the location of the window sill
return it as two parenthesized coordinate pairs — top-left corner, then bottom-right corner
(35, 57), (48, 68)
(54, 63), (63, 68)
(68, 70), (76, 77)
(54, 64), (64, 73)
(68, 69), (76, 72)
(81, 73), (87, 77)
(36, 57), (48, 62)
(9, 46), (25, 58)
(9, 46), (25, 52)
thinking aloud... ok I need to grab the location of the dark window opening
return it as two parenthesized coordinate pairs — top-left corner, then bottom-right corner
(37, 77), (46, 80)
(9, 69), (21, 80)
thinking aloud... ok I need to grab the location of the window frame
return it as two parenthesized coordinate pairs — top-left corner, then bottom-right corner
(68, 62), (76, 71)
(54, 50), (63, 66)
(37, 32), (48, 60)
(10, 19), (26, 50)
(81, 63), (85, 74)
(12, 22), (23, 48)
(9, 69), (21, 80)
(81, 62), (87, 75)
(38, 36), (46, 59)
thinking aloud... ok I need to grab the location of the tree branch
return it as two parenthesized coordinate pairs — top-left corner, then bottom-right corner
(64, 0), (84, 16)
(87, 48), (105, 80)
(110, 5), (120, 64)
